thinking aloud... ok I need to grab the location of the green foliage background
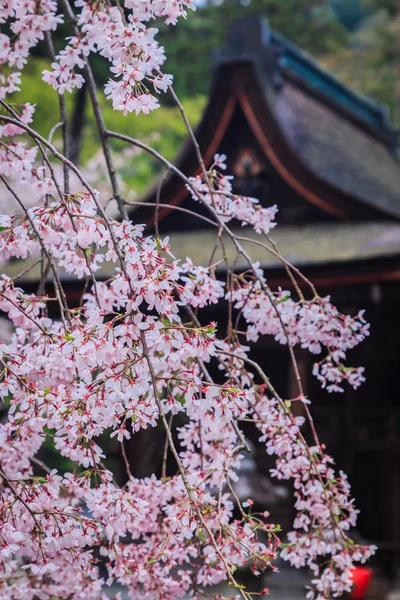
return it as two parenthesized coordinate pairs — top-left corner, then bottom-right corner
(10, 0), (400, 195)
(11, 59), (206, 195)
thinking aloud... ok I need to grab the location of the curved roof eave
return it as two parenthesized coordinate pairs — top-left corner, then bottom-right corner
(132, 59), (400, 227)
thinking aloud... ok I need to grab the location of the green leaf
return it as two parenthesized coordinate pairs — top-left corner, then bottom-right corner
(197, 529), (207, 542)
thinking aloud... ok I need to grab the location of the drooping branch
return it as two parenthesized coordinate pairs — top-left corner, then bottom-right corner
(59, 0), (128, 220)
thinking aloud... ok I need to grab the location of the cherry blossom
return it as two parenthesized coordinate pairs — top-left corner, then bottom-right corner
(0, 1), (61, 100)
(188, 154), (278, 235)
(0, 3), (375, 599)
(41, 0), (195, 114)
(0, 189), (374, 598)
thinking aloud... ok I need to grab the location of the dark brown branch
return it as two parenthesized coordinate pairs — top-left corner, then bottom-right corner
(58, 0), (128, 220)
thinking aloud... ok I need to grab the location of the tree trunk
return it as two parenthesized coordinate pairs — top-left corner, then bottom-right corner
(69, 83), (87, 166)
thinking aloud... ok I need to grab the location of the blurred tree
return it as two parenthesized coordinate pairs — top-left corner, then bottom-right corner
(322, 0), (400, 123)
(159, 0), (348, 98)
(363, 0), (397, 14)
(330, 0), (365, 31)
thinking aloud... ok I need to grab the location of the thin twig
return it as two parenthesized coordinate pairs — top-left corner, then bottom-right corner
(126, 200), (217, 228)
(140, 330), (249, 599)
(121, 439), (133, 480)
(0, 175), (70, 327)
(161, 414), (173, 480)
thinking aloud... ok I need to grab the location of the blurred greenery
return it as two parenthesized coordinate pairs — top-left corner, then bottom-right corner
(80, 90), (206, 190)
(10, 58), (206, 195)
(8, 0), (400, 196)
(159, 0), (349, 99)
(321, 0), (400, 121)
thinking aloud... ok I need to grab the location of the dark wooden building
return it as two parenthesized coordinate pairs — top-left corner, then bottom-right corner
(133, 16), (400, 583)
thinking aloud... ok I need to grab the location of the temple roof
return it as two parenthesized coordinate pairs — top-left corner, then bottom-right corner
(219, 18), (395, 140)
(135, 16), (400, 225)
(271, 31), (390, 133)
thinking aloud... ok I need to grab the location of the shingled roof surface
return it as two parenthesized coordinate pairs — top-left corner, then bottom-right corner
(271, 82), (400, 218)
(269, 29), (391, 133)
(214, 16), (400, 220)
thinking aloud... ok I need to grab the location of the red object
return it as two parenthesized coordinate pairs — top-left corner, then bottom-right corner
(350, 567), (373, 599)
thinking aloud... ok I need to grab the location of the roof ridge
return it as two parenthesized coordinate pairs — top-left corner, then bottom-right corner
(216, 15), (398, 145)
(270, 29), (392, 132)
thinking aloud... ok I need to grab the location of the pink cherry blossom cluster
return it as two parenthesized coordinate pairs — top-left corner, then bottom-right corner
(0, 195), (282, 598)
(181, 258), (225, 308)
(188, 154), (278, 235)
(253, 391), (376, 599)
(213, 344), (375, 599)
(41, 0), (194, 113)
(227, 276), (369, 393)
(0, 3), (376, 597)
(0, 0), (62, 100)
(124, 0), (196, 25)
(0, 180), (374, 597)
(0, 102), (57, 218)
